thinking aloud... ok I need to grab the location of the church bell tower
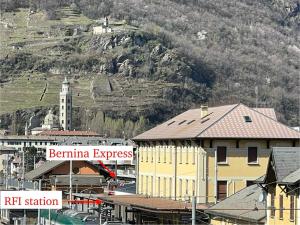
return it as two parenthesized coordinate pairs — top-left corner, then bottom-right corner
(60, 77), (72, 130)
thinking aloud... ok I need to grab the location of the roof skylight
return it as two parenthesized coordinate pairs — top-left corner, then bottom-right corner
(178, 120), (187, 125)
(244, 116), (252, 123)
(187, 120), (196, 125)
(167, 121), (175, 126)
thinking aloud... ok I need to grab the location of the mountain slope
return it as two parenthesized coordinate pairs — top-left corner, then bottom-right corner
(0, 0), (299, 137)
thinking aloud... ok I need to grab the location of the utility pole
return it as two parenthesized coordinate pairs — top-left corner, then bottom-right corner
(115, 160), (117, 179)
(37, 179), (42, 225)
(48, 209), (51, 225)
(214, 149), (218, 204)
(5, 154), (9, 190)
(174, 145), (177, 201)
(33, 155), (36, 169)
(255, 86), (258, 108)
(192, 196), (197, 225)
(21, 149), (26, 225)
(22, 149), (25, 190)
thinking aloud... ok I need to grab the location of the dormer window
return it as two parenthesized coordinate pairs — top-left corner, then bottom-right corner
(167, 121), (175, 126)
(201, 118), (210, 124)
(178, 120), (187, 125)
(244, 116), (252, 122)
(187, 120), (195, 125)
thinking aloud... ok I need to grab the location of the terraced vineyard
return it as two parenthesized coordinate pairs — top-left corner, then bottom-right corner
(2, 1), (298, 136)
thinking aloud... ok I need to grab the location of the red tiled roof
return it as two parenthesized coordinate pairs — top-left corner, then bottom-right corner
(37, 130), (101, 137)
(253, 108), (277, 120)
(133, 103), (299, 140)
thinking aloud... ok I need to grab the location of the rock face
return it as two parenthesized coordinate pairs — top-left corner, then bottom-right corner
(118, 59), (133, 76)
(0, 29), (212, 135)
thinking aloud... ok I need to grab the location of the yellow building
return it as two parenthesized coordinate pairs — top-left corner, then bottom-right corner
(205, 147), (300, 225)
(133, 103), (300, 204)
(263, 147), (299, 225)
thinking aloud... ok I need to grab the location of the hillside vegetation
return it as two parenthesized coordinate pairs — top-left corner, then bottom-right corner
(0, 0), (299, 137)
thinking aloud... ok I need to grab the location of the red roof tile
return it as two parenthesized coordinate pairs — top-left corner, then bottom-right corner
(253, 108), (277, 120)
(133, 103), (299, 140)
(37, 130), (101, 137)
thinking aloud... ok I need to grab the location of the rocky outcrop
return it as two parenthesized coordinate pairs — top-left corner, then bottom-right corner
(118, 59), (133, 76)
(0, 29), (215, 136)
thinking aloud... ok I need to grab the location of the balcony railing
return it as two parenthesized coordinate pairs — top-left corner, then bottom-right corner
(117, 169), (136, 178)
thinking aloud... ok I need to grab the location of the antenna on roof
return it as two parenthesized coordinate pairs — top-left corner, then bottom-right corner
(255, 86), (258, 108)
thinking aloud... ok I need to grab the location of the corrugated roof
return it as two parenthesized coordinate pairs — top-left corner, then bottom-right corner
(205, 185), (265, 223)
(99, 195), (208, 211)
(281, 168), (300, 184)
(133, 103), (299, 140)
(272, 147), (300, 183)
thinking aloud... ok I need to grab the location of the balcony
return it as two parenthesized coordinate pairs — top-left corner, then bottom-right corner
(117, 169), (136, 179)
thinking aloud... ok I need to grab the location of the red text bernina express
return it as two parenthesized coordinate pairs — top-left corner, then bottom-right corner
(48, 148), (133, 160)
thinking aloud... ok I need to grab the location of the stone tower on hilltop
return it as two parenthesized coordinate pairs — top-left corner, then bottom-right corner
(59, 77), (72, 130)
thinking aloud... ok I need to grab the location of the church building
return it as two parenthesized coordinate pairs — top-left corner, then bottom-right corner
(24, 77), (73, 135)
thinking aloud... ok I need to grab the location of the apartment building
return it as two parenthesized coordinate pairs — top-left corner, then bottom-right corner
(133, 103), (300, 203)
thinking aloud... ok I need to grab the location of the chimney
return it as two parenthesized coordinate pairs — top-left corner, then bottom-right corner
(200, 105), (208, 118)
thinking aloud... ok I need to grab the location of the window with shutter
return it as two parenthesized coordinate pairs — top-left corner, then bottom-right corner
(146, 176), (148, 194)
(186, 147), (189, 164)
(179, 179), (182, 197)
(169, 178), (172, 198)
(290, 195), (295, 221)
(217, 146), (227, 163)
(140, 175), (143, 194)
(192, 180), (195, 196)
(169, 148), (172, 164)
(271, 193), (275, 217)
(192, 147), (196, 164)
(141, 148), (144, 162)
(163, 178), (167, 196)
(146, 148), (148, 162)
(217, 181), (227, 201)
(248, 147), (258, 163)
(157, 177), (160, 197)
(279, 195), (283, 219)
(179, 147), (183, 164)
(151, 148), (153, 162)
(151, 176), (153, 195)
(185, 179), (189, 195)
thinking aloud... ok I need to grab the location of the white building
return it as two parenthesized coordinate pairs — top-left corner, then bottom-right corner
(93, 17), (113, 35)
(28, 110), (60, 135)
